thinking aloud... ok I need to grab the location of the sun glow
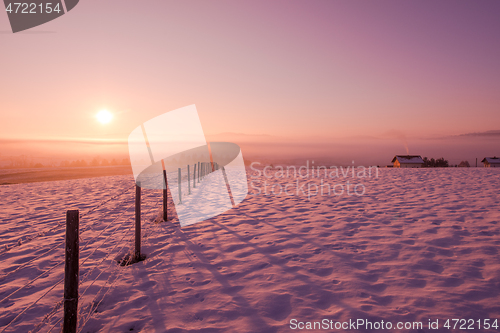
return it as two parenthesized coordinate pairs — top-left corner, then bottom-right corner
(96, 110), (113, 124)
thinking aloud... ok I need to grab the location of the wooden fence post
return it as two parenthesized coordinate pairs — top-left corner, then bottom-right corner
(162, 170), (168, 221)
(193, 163), (197, 188)
(135, 182), (141, 261)
(198, 162), (200, 183)
(178, 168), (182, 204)
(64, 210), (79, 333)
(188, 165), (191, 195)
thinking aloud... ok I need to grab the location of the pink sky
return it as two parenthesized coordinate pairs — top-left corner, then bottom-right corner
(1, 0), (500, 163)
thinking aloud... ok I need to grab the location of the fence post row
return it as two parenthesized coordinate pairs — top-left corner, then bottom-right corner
(64, 210), (79, 333)
(62, 161), (225, 333)
(135, 182), (141, 261)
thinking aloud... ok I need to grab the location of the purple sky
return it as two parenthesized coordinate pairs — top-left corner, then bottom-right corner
(1, 0), (499, 163)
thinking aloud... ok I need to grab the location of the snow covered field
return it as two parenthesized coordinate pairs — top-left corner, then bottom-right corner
(1, 168), (500, 332)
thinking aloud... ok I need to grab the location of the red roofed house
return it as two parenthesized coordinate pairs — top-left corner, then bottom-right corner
(392, 155), (425, 168)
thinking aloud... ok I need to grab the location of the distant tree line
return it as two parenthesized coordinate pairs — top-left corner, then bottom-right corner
(1, 155), (130, 169)
(422, 157), (449, 167)
(59, 158), (130, 168)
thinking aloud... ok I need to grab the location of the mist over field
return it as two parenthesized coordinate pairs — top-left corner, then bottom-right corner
(2, 131), (499, 168)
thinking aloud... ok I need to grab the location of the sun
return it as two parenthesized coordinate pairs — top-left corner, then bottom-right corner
(96, 110), (113, 124)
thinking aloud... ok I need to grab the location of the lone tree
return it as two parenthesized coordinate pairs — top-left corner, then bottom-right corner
(458, 161), (470, 167)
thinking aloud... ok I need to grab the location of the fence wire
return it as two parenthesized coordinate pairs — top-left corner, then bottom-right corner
(1, 162), (217, 332)
(0, 182), (160, 333)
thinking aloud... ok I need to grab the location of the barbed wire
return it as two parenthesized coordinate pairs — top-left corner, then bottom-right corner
(38, 192), (160, 333)
(76, 197), (161, 332)
(0, 183), (136, 256)
(43, 225), (137, 333)
(79, 201), (135, 255)
(0, 164), (203, 332)
(0, 241), (63, 281)
(0, 278), (64, 333)
(80, 183), (136, 219)
(29, 298), (63, 333)
(0, 187), (141, 332)
(0, 260), (64, 305)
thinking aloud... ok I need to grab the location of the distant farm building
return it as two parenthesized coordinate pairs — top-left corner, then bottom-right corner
(392, 155), (424, 168)
(481, 157), (500, 168)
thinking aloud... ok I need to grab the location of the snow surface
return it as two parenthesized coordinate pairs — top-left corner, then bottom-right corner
(1, 169), (500, 332)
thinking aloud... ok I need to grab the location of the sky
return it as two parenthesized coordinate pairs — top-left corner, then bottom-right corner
(1, 0), (500, 165)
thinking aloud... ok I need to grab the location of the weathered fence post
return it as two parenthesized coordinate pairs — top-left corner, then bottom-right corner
(178, 168), (182, 204)
(193, 163), (197, 188)
(64, 210), (79, 333)
(162, 170), (168, 221)
(188, 165), (191, 195)
(197, 161), (200, 183)
(135, 182), (141, 261)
